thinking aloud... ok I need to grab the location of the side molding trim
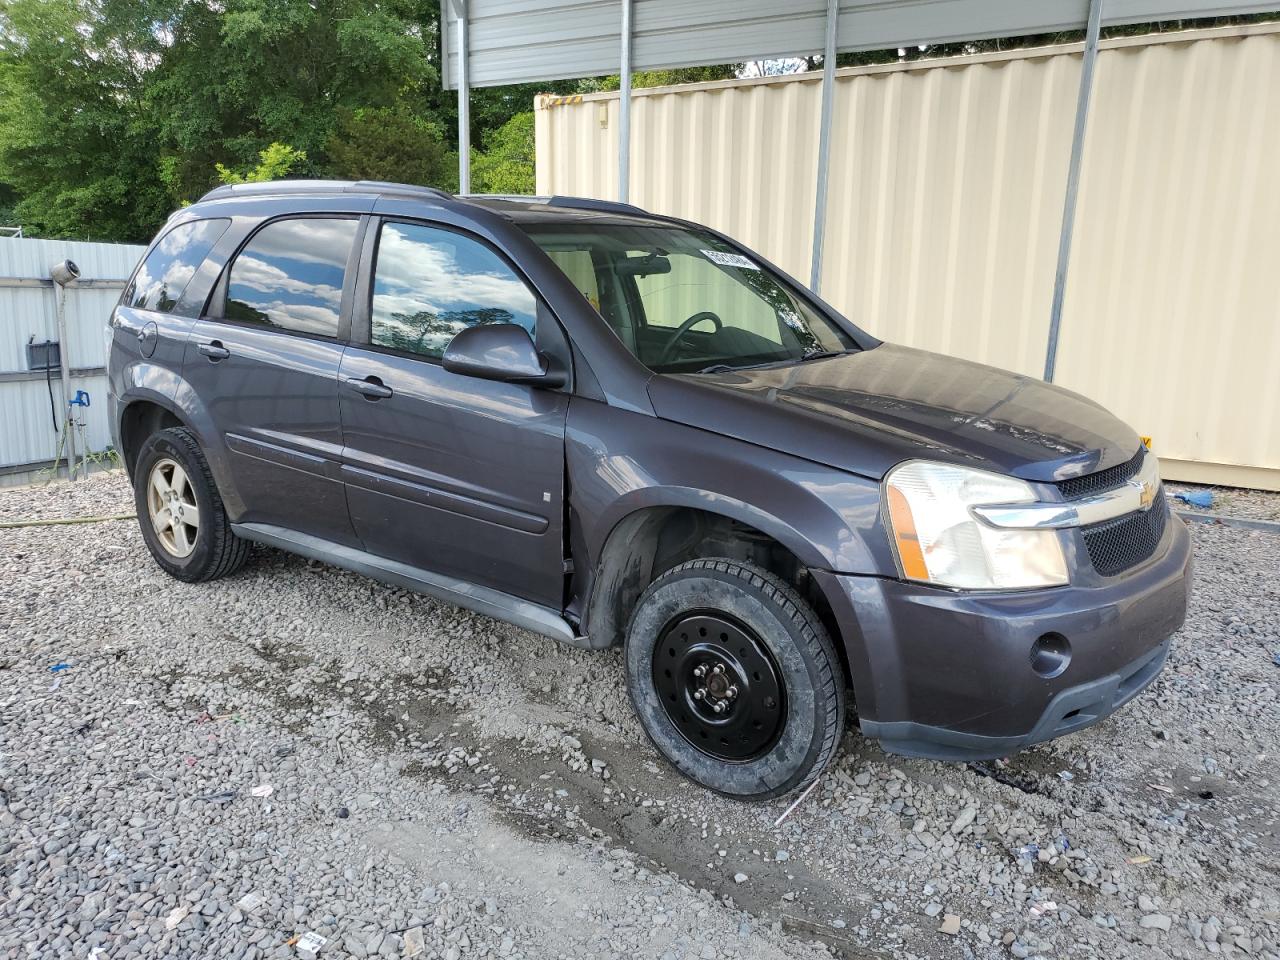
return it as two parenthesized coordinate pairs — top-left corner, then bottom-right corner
(232, 522), (579, 646)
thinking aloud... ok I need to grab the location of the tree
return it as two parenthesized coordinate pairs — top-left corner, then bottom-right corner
(147, 0), (439, 204)
(471, 113), (535, 194)
(216, 143), (308, 185)
(326, 107), (456, 190)
(0, 0), (174, 241)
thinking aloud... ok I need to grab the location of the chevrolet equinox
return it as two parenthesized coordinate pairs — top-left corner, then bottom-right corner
(108, 180), (1192, 800)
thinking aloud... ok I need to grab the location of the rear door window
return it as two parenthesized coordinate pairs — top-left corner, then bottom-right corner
(225, 217), (359, 337)
(125, 218), (229, 314)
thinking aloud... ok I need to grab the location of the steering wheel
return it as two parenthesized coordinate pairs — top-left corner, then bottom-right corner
(656, 311), (723, 365)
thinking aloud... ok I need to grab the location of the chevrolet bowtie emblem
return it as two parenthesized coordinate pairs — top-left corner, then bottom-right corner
(1137, 478), (1157, 510)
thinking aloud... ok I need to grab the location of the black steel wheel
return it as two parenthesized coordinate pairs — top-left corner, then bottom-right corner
(626, 558), (845, 801)
(652, 613), (786, 761)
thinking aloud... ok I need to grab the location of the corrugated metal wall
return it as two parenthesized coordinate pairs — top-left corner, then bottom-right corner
(536, 23), (1280, 490)
(0, 238), (145, 484)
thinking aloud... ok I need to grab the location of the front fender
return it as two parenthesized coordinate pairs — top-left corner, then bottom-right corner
(569, 400), (891, 578)
(566, 400), (895, 651)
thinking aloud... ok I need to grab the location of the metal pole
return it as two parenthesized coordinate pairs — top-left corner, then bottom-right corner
(456, 0), (471, 194)
(619, 0), (633, 202)
(809, 0), (839, 291)
(1043, 0), (1103, 382)
(54, 283), (77, 480)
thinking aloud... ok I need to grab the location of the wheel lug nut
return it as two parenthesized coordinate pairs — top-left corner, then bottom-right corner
(712, 664), (725, 675)
(693, 665), (707, 678)
(712, 702), (726, 714)
(725, 685), (738, 699)
(693, 689), (705, 700)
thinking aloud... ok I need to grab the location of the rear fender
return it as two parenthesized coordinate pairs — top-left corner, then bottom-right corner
(115, 369), (243, 517)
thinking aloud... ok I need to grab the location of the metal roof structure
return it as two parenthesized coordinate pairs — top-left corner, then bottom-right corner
(441, 0), (1280, 380)
(441, 0), (1277, 89)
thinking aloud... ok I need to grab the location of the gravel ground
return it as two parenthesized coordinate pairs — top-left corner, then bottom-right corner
(3, 471), (1278, 960)
(1167, 483), (1280, 522)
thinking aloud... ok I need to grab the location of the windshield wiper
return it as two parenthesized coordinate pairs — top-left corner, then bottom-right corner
(694, 358), (793, 375)
(695, 351), (846, 375)
(799, 350), (846, 363)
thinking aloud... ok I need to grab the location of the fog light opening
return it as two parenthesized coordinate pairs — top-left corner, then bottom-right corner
(1030, 633), (1071, 679)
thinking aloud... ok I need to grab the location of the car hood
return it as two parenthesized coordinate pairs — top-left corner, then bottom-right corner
(647, 343), (1141, 483)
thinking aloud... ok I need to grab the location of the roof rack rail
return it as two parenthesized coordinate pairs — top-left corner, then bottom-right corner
(350, 180), (453, 201)
(461, 193), (650, 217)
(197, 179), (453, 204)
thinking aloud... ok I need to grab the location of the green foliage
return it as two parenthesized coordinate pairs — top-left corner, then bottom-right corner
(470, 113), (535, 195)
(580, 64), (741, 93)
(0, 0), (173, 240)
(2, 3), (1277, 242)
(0, 0), (525, 241)
(0, 182), (18, 227)
(145, 0), (438, 203)
(326, 107), (457, 191)
(216, 143), (308, 185)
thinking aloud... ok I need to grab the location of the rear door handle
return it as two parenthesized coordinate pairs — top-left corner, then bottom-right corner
(198, 341), (230, 361)
(346, 376), (393, 400)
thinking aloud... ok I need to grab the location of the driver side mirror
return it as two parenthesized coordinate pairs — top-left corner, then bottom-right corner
(442, 323), (565, 388)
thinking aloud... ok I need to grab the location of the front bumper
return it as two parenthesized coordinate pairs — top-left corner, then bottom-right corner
(814, 513), (1192, 761)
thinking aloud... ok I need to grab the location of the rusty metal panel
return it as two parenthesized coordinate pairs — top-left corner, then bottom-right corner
(537, 24), (1280, 489)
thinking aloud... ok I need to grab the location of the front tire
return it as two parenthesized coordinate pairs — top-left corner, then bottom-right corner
(133, 426), (249, 583)
(625, 559), (845, 801)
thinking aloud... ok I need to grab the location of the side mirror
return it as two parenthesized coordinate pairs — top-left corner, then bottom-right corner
(442, 323), (564, 387)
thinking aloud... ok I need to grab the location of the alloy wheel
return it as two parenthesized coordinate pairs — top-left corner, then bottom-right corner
(146, 457), (200, 558)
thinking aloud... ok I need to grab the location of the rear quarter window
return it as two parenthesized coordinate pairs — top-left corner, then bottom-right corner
(125, 218), (230, 314)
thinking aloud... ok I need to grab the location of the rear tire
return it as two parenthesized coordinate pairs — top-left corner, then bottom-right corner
(625, 558), (845, 801)
(134, 426), (249, 583)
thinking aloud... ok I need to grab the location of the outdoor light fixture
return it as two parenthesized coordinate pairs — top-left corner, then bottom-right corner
(49, 259), (80, 286)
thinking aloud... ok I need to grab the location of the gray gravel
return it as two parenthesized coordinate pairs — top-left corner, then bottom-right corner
(3, 470), (1279, 960)
(1167, 481), (1280, 522)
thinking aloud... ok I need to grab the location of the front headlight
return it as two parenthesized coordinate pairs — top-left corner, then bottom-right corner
(884, 460), (1068, 590)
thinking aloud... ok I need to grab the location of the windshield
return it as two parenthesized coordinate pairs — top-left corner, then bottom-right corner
(522, 223), (855, 374)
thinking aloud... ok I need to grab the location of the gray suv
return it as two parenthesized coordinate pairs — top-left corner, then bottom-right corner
(109, 180), (1192, 799)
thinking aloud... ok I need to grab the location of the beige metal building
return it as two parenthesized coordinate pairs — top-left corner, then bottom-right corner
(535, 23), (1280, 491)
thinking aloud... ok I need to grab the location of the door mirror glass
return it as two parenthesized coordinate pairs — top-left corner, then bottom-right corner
(442, 322), (561, 386)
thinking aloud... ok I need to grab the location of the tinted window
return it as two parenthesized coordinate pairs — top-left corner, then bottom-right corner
(225, 217), (358, 336)
(370, 221), (537, 360)
(127, 218), (229, 314)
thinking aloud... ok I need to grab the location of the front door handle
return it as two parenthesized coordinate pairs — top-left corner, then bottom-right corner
(198, 340), (230, 361)
(346, 376), (393, 400)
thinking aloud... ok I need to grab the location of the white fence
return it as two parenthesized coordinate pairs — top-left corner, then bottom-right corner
(0, 237), (146, 485)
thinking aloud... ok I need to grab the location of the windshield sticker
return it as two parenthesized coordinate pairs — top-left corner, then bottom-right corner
(701, 249), (760, 270)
